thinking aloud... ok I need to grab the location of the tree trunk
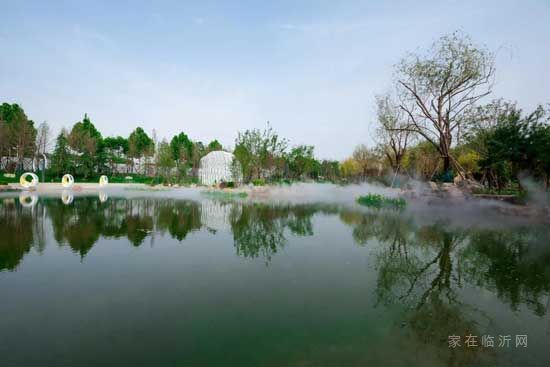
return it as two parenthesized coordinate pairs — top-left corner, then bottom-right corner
(443, 156), (451, 172)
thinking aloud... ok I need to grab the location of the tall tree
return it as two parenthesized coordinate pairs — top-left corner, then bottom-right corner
(103, 136), (129, 174)
(375, 94), (411, 172)
(156, 140), (175, 182)
(0, 103), (37, 172)
(169, 132), (193, 169)
(395, 32), (494, 175)
(50, 129), (73, 177)
(35, 121), (51, 155)
(68, 114), (103, 178)
(128, 127), (154, 174)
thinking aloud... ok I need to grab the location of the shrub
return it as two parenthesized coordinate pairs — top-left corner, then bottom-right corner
(252, 178), (266, 186)
(357, 193), (406, 210)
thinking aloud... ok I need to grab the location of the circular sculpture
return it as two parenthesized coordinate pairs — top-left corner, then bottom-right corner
(99, 175), (109, 186)
(61, 191), (74, 205)
(98, 191), (108, 203)
(20, 172), (39, 188)
(61, 174), (74, 188)
(19, 193), (38, 207)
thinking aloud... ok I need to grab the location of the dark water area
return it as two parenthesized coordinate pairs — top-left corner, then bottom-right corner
(1, 194), (549, 366)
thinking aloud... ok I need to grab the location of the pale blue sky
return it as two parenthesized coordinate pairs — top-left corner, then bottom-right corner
(1, 0), (549, 159)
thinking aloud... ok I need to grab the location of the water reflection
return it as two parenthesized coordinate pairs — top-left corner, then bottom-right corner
(1, 195), (549, 365)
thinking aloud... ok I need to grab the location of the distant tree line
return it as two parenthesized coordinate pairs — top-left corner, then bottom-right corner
(3, 32), (548, 190)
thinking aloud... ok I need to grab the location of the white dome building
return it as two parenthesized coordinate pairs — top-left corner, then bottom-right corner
(198, 151), (240, 185)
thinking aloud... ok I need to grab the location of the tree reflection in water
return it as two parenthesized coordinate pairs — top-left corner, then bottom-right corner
(2, 196), (549, 315)
(2, 195), (550, 364)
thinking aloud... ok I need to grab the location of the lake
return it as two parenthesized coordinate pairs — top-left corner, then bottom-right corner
(1, 193), (549, 366)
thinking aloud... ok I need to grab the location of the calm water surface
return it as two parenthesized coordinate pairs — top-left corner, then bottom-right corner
(1, 194), (549, 366)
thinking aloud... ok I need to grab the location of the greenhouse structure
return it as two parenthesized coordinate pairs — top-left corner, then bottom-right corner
(198, 151), (240, 185)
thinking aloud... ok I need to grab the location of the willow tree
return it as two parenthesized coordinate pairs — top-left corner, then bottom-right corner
(395, 32), (494, 175)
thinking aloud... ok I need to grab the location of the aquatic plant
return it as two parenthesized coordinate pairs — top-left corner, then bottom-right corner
(357, 193), (406, 210)
(201, 190), (248, 199)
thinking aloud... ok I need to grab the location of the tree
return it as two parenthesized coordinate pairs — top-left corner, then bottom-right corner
(319, 160), (340, 182)
(0, 103), (37, 172)
(103, 136), (129, 174)
(156, 140), (175, 182)
(128, 127), (154, 174)
(50, 129), (73, 177)
(287, 145), (316, 179)
(395, 32), (495, 175)
(352, 144), (371, 178)
(375, 93), (411, 172)
(35, 121), (51, 155)
(68, 114), (103, 178)
(340, 158), (361, 180)
(233, 122), (288, 182)
(170, 132), (193, 169)
(128, 127), (154, 158)
(207, 139), (223, 152)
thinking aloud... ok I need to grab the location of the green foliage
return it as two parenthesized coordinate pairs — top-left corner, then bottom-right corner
(233, 123), (288, 183)
(50, 130), (73, 177)
(128, 127), (154, 158)
(287, 145), (316, 179)
(157, 140), (175, 181)
(340, 158), (361, 179)
(252, 178), (266, 186)
(201, 190), (248, 199)
(357, 194), (407, 210)
(170, 132), (193, 164)
(68, 114), (103, 178)
(207, 139), (222, 152)
(0, 103), (37, 172)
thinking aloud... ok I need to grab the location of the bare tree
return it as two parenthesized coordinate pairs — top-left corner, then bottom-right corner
(375, 93), (412, 172)
(36, 121), (51, 155)
(395, 31), (495, 175)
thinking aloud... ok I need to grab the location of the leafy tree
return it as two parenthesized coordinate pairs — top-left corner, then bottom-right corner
(169, 132), (193, 169)
(157, 140), (175, 182)
(319, 160), (340, 182)
(128, 127), (154, 158)
(68, 114), (103, 178)
(128, 127), (154, 174)
(233, 122), (288, 182)
(0, 103), (37, 172)
(207, 139), (223, 152)
(340, 158), (361, 179)
(287, 145), (316, 179)
(103, 136), (129, 174)
(50, 129), (73, 177)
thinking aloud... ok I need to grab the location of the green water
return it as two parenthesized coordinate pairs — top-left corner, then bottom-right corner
(1, 195), (549, 366)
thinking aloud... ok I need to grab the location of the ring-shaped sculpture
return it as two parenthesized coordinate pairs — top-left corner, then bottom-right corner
(20, 172), (39, 188)
(99, 175), (109, 187)
(19, 193), (38, 207)
(61, 174), (74, 188)
(61, 190), (74, 205)
(98, 191), (108, 203)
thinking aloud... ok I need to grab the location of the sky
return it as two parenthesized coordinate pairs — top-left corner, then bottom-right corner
(1, 0), (549, 159)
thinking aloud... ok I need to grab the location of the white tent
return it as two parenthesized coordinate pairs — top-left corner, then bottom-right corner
(198, 151), (240, 185)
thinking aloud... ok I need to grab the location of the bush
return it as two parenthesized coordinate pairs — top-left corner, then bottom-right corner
(357, 193), (407, 210)
(252, 178), (266, 186)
